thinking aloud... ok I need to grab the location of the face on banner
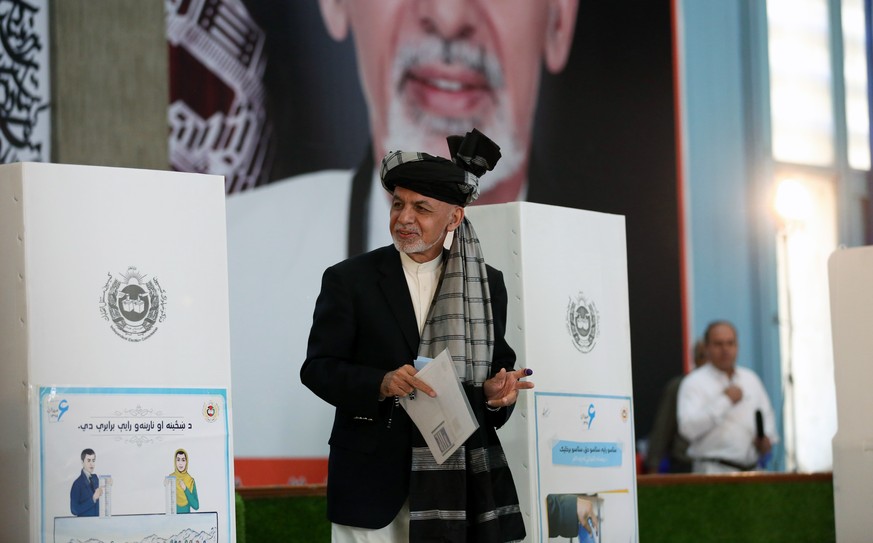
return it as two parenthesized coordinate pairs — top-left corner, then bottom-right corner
(176, 451), (188, 472)
(318, 0), (579, 203)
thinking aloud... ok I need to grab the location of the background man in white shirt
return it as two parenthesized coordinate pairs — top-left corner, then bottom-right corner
(677, 321), (777, 474)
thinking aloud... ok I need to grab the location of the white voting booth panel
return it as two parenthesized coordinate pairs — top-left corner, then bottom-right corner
(0, 163), (236, 542)
(468, 203), (638, 543)
(828, 246), (873, 542)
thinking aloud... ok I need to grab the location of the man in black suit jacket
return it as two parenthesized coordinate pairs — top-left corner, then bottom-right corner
(301, 130), (533, 542)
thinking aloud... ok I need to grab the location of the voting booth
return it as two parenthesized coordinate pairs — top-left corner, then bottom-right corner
(0, 163), (236, 542)
(828, 246), (873, 542)
(468, 203), (638, 542)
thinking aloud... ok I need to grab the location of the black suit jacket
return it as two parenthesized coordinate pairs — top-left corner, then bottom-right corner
(301, 245), (517, 529)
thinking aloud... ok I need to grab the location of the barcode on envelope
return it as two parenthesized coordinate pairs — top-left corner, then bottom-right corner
(433, 424), (453, 454)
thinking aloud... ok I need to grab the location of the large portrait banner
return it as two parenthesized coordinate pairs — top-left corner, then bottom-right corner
(37, 387), (232, 543)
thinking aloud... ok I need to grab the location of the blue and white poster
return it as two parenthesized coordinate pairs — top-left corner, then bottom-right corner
(535, 392), (637, 542)
(38, 387), (233, 543)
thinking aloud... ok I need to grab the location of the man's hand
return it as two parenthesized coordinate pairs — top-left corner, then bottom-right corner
(755, 435), (772, 456)
(483, 368), (534, 408)
(93, 487), (103, 501)
(577, 496), (599, 536)
(380, 364), (436, 398)
(724, 384), (743, 404)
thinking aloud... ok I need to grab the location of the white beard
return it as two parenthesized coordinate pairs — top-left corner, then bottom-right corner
(382, 37), (525, 197)
(392, 230), (442, 256)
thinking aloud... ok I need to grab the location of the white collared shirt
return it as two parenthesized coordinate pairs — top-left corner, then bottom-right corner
(399, 250), (443, 334)
(677, 362), (778, 468)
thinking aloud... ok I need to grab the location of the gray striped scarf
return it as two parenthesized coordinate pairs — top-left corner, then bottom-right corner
(419, 218), (494, 385)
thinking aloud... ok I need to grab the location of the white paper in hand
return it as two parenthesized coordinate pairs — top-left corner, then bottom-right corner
(399, 348), (479, 464)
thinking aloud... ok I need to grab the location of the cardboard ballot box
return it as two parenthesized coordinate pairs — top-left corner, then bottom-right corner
(0, 163), (236, 542)
(467, 202), (638, 542)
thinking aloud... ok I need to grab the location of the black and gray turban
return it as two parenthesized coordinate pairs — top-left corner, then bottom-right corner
(379, 128), (502, 207)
